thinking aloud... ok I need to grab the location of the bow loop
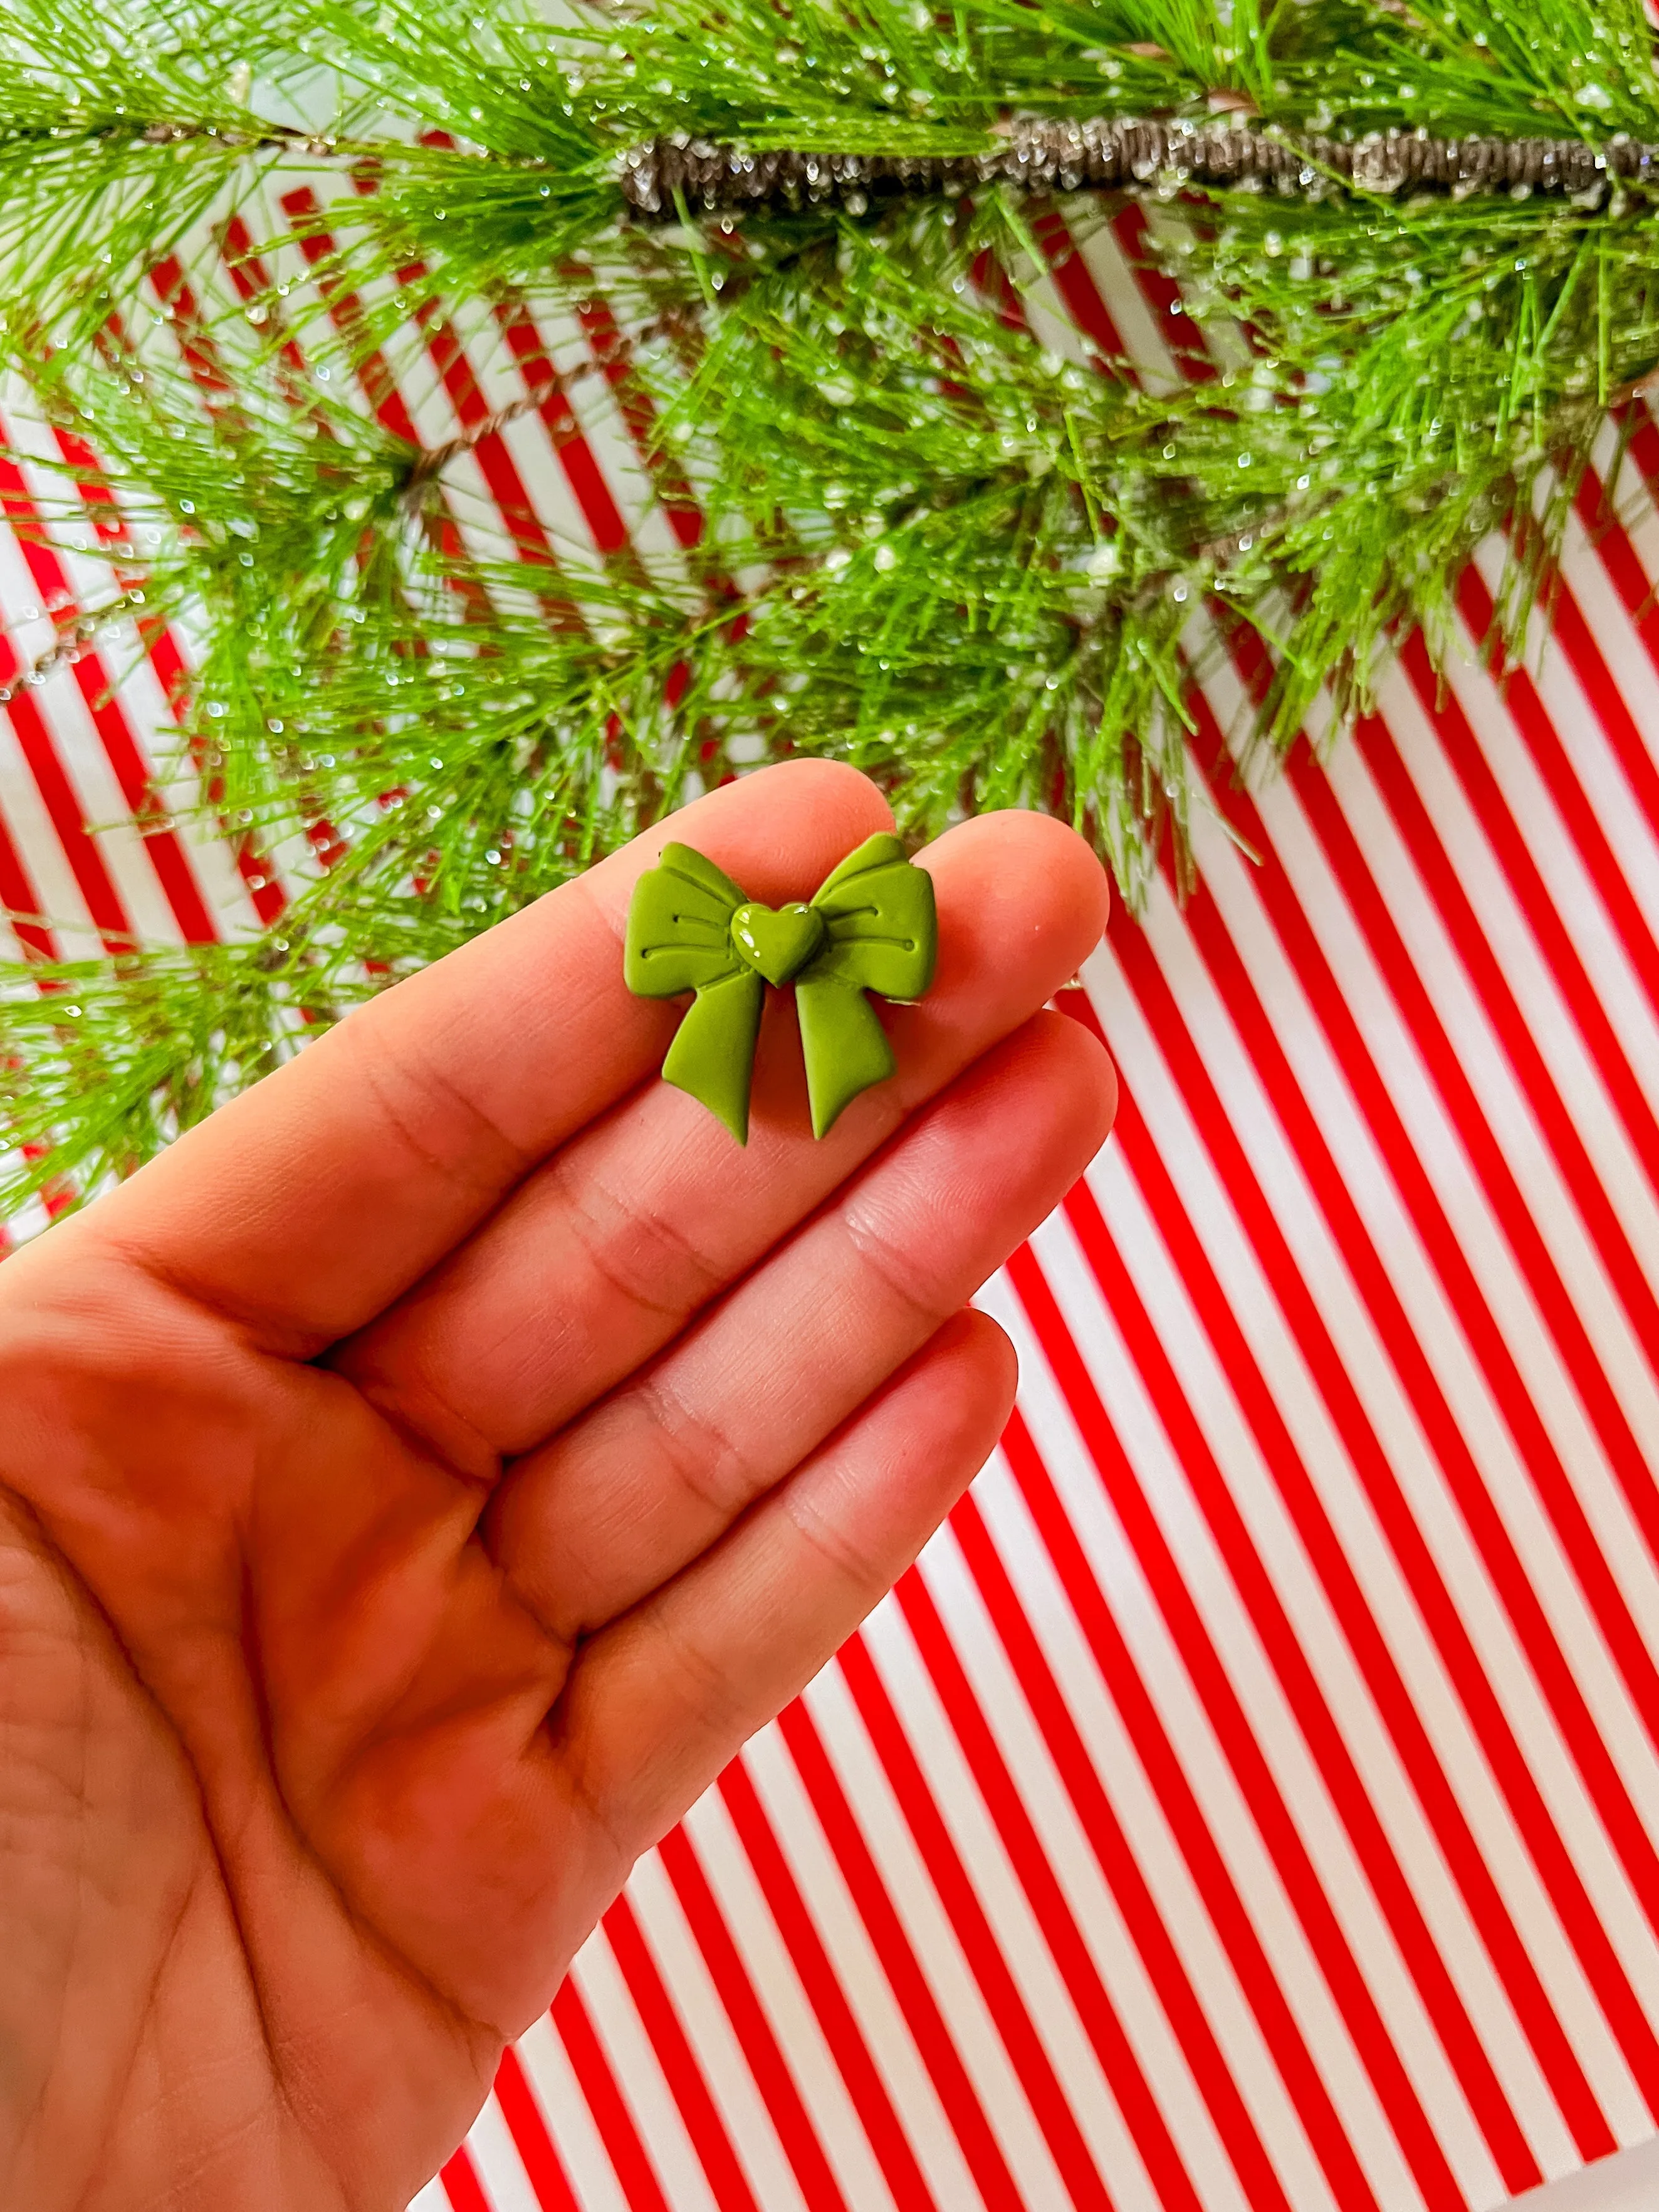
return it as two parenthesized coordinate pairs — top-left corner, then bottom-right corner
(810, 832), (938, 1004)
(624, 831), (938, 1143)
(623, 843), (748, 999)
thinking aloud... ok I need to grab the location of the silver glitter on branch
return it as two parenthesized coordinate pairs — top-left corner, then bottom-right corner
(618, 117), (1659, 217)
(0, 590), (149, 710)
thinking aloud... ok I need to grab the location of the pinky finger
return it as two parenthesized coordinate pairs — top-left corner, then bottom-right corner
(553, 1307), (1017, 1855)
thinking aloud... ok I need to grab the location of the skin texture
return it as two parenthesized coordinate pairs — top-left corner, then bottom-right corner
(0, 762), (1116, 2212)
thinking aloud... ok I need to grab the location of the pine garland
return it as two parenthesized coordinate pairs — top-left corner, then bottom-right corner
(620, 120), (1659, 216)
(3, 0), (1659, 1215)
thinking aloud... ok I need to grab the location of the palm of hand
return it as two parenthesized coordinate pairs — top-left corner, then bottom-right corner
(0, 765), (1112, 2211)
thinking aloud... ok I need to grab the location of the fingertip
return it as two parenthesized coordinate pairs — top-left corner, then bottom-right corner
(941, 1304), (1021, 1420)
(920, 807), (1109, 1005)
(1032, 1002), (1119, 1151)
(858, 1306), (1019, 1536)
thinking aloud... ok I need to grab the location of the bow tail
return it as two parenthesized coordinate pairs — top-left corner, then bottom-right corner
(797, 976), (896, 1140)
(661, 968), (766, 1143)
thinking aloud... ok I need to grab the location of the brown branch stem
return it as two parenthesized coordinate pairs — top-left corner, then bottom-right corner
(619, 118), (1659, 217)
(0, 590), (150, 711)
(401, 307), (694, 504)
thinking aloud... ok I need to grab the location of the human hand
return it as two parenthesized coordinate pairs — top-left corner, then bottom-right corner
(0, 762), (1114, 2211)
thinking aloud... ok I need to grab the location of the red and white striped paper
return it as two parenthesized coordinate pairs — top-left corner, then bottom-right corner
(4, 197), (1659, 2212)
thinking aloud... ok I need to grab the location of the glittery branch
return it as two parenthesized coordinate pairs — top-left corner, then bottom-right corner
(401, 390), (551, 504)
(618, 117), (1659, 217)
(0, 590), (150, 710)
(400, 307), (691, 504)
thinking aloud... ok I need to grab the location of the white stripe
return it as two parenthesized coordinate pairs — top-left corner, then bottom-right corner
(1374, 616), (1659, 1459)
(992, 1254), (1426, 2212)
(741, 1722), (991, 2212)
(1176, 674), (1659, 1798)
(568, 1926), (721, 2212)
(1557, 490), (1659, 799)
(1068, 217), (1181, 385)
(964, 1400), (1349, 2212)
(623, 1848), (812, 2212)
(1308, 691), (1659, 1820)
(530, 301), (686, 565)
(802, 1655), (1075, 2209)
(0, 516), (175, 935)
(1032, 1196), (1503, 2205)
(861, 1580), (1168, 2212)
(1447, 547), (1659, 1190)
(1089, 815), (1657, 2125)
(1074, 1131), (1594, 2173)
(465, 2092), (545, 2212)
(680, 1784), (902, 2212)
(515, 2011), (633, 2212)
(1148, 750), (1651, 2132)
(916, 1509), (1275, 2212)
(0, 731), (100, 949)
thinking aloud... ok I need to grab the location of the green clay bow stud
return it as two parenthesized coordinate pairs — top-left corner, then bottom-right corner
(624, 832), (938, 1143)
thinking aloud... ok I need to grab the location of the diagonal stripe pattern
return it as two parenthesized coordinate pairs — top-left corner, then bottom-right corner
(4, 201), (1659, 2212)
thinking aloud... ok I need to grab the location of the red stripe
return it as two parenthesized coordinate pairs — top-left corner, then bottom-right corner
(1007, 1249), (1465, 2211)
(46, 402), (285, 926)
(1427, 592), (1659, 1177)
(0, 769), (59, 1254)
(280, 191), (424, 444)
(837, 1628), (1122, 2212)
(439, 2142), (493, 2212)
(495, 303), (633, 558)
(1267, 725), (1659, 1896)
(655, 1823), (853, 2212)
(0, 429), (216, 943)
(219, 214), (333, 407)
(493, 2043), (582, 2212)
(1222, 637), (1659, 1794)
(1057, 978), (1613, 2164)
(0, 627), (132, 948)
(405, 287), (563, 572)
(1054, 1134), (1556, 2184)
(995, 1392), (1384, 2212)
(600, 1890), (765, 2212)
(1091, 824), (1659, 2117)
(946, 1487), (1303, 2212)
(0, 728), (68, 1242)
(1577, 425), (1659, 846)
(1492, 545), (1659, 1041)
(571, 293), (705, 551)
(279, 189), (489, 619)
(551, 1976), (674, 2212)
(1391, 621), (1659, 1383)
(0, 785), (57, 961)
(777, 1698), (1026, 2211)
(1092, 194), (1659, 2123)
(1109, 184), (1659, 1414)
(147, 256), (236, 401)
(1027, 211), (1128, 359)
(891, 1563), (1227, 2212)
(1110, 204), (1218, 380)
(718, 1758), (943, 2212)
(406, 134), (632, 566)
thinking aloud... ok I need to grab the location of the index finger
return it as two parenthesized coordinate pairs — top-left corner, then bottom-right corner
(33, 761), (893, 1355)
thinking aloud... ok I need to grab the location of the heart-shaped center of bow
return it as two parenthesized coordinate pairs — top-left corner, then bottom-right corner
(730, 900), (826, 985)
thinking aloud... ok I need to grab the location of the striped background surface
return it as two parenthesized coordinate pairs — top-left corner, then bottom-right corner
(4, 193), (1659, 2212)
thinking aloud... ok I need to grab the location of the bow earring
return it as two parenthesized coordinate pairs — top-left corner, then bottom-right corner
(624, 832), (938, 1142)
